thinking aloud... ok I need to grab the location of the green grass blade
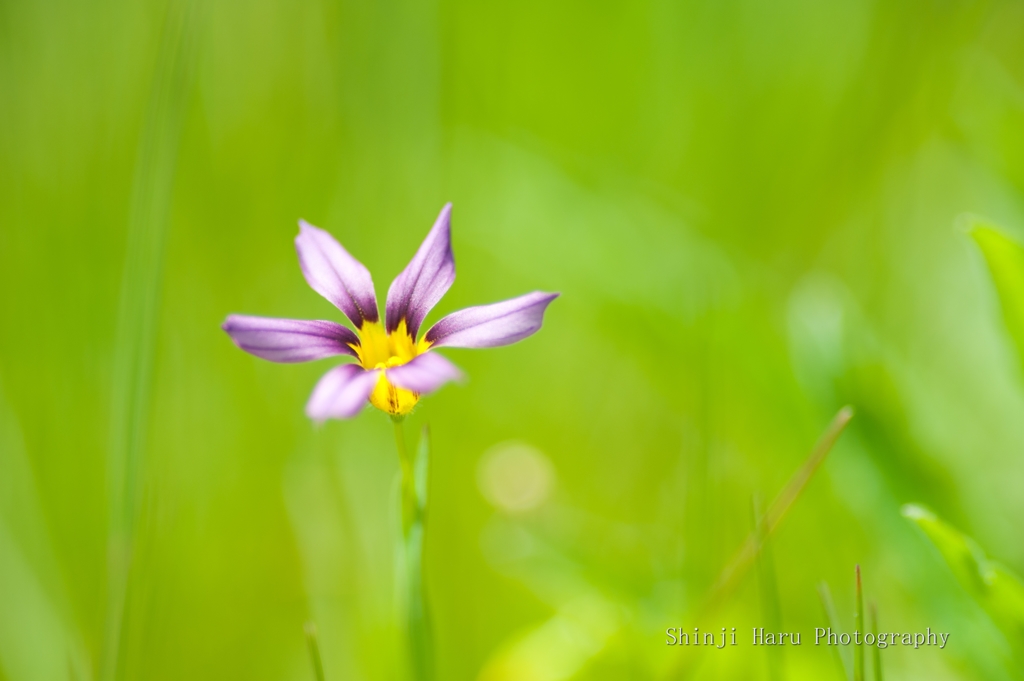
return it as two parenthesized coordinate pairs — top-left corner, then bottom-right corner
(818, 582), (852, 681)
(971, 221), (1024, 371)
(305, 622), (327, 681)
(870, 602), (883, 681)
(753, 497), (784, 681)
(665, 406), (853, 680)
(853, 566), (864, 681)
(702, 406), (853, 613)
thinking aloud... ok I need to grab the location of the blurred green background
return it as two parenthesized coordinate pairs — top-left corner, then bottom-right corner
(4, 0), (1024, 679)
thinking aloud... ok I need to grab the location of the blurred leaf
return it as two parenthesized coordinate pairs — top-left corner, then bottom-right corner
(972, 222), (1024, 370)
(902, 504), (1024, 644)
(477, 596), (620, 681)
(0, 383), (90, 680)
(103, 2), (203, 679)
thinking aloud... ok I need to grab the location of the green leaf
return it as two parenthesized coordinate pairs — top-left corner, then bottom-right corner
(971, 222), (1024, 368)
(902, 504), (1024, 644)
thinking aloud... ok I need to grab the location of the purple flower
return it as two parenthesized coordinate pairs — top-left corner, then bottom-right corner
(223, 204), (558, 420)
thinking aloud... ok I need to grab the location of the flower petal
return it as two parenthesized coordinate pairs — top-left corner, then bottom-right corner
(296, 220), (379, 327)
(223, 315), (359, 362)
(386, 352), (462, 395)
(424, 292), (559, 348)
(306, 365), (380, 420)
(385, 203), (455, 337)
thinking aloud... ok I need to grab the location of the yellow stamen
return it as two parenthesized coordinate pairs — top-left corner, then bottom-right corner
(353, 319), (432, 416)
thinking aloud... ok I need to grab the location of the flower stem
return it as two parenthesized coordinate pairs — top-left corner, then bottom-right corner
(393, 418), (416, 535)
(391, 417), (434, 681)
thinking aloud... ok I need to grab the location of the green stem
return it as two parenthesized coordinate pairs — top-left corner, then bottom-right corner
(392, 417), (433, 681)
(393, 418), (416, 535)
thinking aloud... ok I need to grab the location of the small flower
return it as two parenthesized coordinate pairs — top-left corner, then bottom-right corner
(223, 204), (558, 420)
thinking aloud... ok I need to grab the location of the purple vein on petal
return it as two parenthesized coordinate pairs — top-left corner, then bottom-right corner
(223, 315), (359, 362)
(296, 220), (379, 327)
(385, 203), (455, 337)
(306, 365), (380, 420)
(386, 352), (462, 395)
(425, 292), (559, 348)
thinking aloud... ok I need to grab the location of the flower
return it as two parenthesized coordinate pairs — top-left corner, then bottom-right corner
(223, 203), (558, 420)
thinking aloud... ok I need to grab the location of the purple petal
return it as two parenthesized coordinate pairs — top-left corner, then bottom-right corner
(296, 220), (379, 327)
(306, 365), (380, 420)
(386, 352), (462, 395)
(385, 203), (455, 337)
(424, 292), (558, 348)
(223, 315), (359, 362)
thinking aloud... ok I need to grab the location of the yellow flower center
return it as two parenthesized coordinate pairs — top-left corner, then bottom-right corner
(351, 319), (431, 416)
